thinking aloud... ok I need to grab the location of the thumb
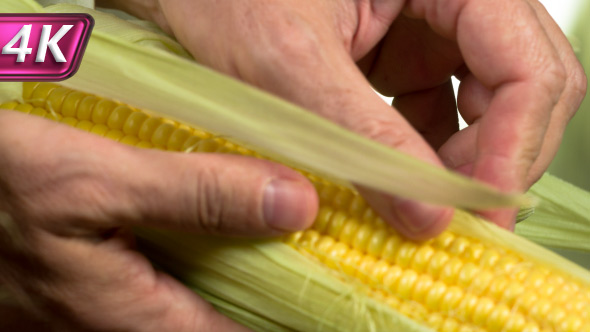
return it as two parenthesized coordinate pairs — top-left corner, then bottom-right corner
(122, 148), (318, 236)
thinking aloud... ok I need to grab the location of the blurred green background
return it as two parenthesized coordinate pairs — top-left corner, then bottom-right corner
(547, 0), (590, 191)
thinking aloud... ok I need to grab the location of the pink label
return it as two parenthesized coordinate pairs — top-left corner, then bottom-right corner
(0, 14), (93, 81)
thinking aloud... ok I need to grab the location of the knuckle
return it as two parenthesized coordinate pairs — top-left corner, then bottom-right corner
(194, 166), (225, 233)
(352, 115), (413, 149)
(569, 61), (588, 106)
(544, 62), (567, 99)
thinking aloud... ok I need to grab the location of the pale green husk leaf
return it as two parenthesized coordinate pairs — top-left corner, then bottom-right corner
(516, 174), (590, 268)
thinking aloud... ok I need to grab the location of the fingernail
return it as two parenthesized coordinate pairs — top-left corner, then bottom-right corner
(393, 198), (453, 236)
(263, 179), (314, 231)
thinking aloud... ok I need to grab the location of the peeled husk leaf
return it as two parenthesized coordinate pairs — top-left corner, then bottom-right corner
(516, 174), (590, 268)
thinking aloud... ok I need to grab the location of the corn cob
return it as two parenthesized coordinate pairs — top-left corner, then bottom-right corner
(3, 82), (590, 332)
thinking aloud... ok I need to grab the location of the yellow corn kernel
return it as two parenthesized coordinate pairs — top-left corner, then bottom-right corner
(120, 135), (140, 146)
(44, 111), (62, 121)
(60, 117), (78, 127)
(319, 184), (339, 204)
(76, 120), (94, 132)
(479, 248), (501, 269)
(440, 318), (459, 332)
(341, 248), (363, 276)
(486, 303), (511, 332)
(312, 207), (333, 234)
(167, 128), (191, 151)
(395, 269), (418, 300)
(472, 297), (495, 326)
(449, 237), (470, 256)
(326, 211), (347, 240)
(122, 111), (149, 136)
(440, 286), (464, 313)
(425, 280), (447, 311)
(46, 87), (71, 113)
(394, 242), (419, 269)
(348, 194), (366, 217)
(337, 217), (362, 247)
(382, 265), (403, 293)
(105, 129), (124, 141)
(356, 255), (377, 283)
(366, 228), (389, 258)
(456, 293), (479, 322)
(92, 99), (117, 124)
(90, 124), (109, 136)
(462, 242), (485, 261)
(29, 83), (58, 107)
(434, 231), (455, 249)
(14, 103), (33, 113)
(30, 107), (47, 117)
(351, 223), (373, 254)
(380, 235), (403, 263)
(440, 257), (463, 284)
(427, 251), (450, 277)
(135, 141), (153, 149)
(426, 312), (444, 330)
(151, 122), (176, 148)
(411, 274), (433, 303)
(22, 82), (41, 100)
(61, 91), (86, 117)
(367, 260), (390, 288)
(107, 105), (133, 130)
(324, 242), (349, 270)
(361, 208), (377, 223)
(137, 117), (161, 141)
(503, 312), (527, 332)
(0, 101), (19, 110)
(332, 190), (353, 210)
(410, 245), (435, 273)
(180, 135), (201, 152)
(77, 96), (99, 121)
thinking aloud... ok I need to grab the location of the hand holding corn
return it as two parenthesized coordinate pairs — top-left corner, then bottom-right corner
(100, 0), (586, 238)
(0, 110), (318, 331)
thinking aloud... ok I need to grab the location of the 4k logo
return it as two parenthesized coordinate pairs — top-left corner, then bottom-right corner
(0, 14), (93, 81)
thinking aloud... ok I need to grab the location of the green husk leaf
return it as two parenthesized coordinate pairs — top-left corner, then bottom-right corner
(0, 1), (530, 210)
(515, 173), (590, 268)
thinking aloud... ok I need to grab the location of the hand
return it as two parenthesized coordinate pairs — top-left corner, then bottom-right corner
(0, 111), (317, 331)
(107, 0), (585, 237)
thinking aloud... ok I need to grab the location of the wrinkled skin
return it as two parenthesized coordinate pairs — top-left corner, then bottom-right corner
(1, 0), (586, 330)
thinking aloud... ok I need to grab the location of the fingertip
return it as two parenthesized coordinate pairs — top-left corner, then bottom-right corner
(390, 199), (454, 240)
(358, 188), (453, 240)
(478, 208), (518, 232)
(263, 176), (318, 232)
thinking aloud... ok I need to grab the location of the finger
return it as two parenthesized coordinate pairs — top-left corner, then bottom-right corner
(0, 111), (317, 237)
(404, 0), (567, 228)
(286, 53), (454, 240)
(443, 2), (587, 187)
(522, 0), (587, 186)
(155, 1), (454, 238)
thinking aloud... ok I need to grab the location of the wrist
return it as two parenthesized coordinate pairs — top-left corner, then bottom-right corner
(95, 0), (171, 34)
